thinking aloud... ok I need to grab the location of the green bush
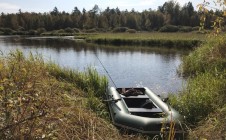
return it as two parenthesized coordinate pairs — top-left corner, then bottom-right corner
(96, 28), (107, 32)
(159, 25), (179, 32)
(65, 27), (74, 33)
(13, 31), (28, 35)
(192, 26), (200, 31)
(37, 28), (46, 34)
(0, 28), (15, 35)
(179, 26), (192, 32)
(28, 29), (37, 35)
(57, 29), (65, 33)
(85, 28), (97, 33)
(126, 29), (137, 33)
(73, 28), (81, 33)
(112, 27), (129, 33)
(17, 26), (25, 31)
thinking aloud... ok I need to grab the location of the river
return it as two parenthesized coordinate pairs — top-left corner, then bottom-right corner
(0, 36), (186, 96)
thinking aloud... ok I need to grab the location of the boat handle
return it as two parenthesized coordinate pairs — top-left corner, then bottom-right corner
(103, 98), (121, 102)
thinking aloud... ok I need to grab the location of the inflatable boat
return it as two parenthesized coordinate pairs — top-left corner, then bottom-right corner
(105, 87), (184, 135)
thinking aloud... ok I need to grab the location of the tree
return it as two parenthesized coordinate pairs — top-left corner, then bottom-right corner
(79, 8), (88, 29)
(126, 13), (138, 29)
(51, 7), (59, 16)
(72, 7), (81, 15)
(198, 0), (226, 34)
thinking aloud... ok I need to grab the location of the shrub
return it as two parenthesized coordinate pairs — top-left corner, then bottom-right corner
(126, 29), (137, 33)
(57, 29), (65, 33)
(96, 28), (107, 32)
(0, 28), (15, 35)
(159, 25), (179, 32)
(28, 29), (37, 35)
(17, 26), (25, 31)
(179, 26), (192, 32)
(85, 28), (97, 33)
(13, 31), (28, 35)
(192, 26), (200, 31)
(37, 28), (46, 34)
(64, 27), (74, 33)
(73, 28), (81, 33)
(112, 27), (129, 33)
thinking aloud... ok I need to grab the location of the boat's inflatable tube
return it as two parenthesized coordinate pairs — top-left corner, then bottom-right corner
(106, 87), (184, 134)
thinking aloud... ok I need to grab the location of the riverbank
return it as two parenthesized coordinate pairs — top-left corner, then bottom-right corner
(0, 51), (147, 139)
(169, 35), (226, 139)
(76, 32), (205, 48)
(1, 31), (206, 48)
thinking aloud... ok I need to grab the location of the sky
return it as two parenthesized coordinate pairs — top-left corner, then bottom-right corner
(0, 0), (210, 14)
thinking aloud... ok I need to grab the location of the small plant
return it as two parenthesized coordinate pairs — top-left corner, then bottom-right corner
(179, 26), (192, 32)
(85, 28), (97, 33)
(159, 25), (179, 32)
(126, 29), (137, 33)
(64, 27), (74, 33)
(73, 28), (81, 33)
(112, 27), (129, 33)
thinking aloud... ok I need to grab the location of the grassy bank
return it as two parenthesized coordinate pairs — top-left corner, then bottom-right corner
(169, 35), (226, 139)
(0, 51), (147, 139)
(82, 32), (205, 48)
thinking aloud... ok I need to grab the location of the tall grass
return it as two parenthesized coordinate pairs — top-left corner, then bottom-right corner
(169, 35), (226, 138)
(83, 32), (205, 48)
(180, 35), (226, 76)
(46, 63), (109, 118)
(46, 62), (108, 99)
(0, 50), (145, 139)
(170, 73), (225, 122)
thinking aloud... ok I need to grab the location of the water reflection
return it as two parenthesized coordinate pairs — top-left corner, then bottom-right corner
(0, 36), (186, 95)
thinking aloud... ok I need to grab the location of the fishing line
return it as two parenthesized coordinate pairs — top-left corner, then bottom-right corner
(94, 51), (118, 88)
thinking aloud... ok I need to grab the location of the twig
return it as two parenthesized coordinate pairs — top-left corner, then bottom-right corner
(0, 111), (47, 132)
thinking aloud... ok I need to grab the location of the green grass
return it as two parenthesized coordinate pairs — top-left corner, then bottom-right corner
(84, 32), (205, 40)
(82, 32), (206, 48)
(180, 35), (226, 76)
(0, 50), (147, 139)
(169, 35), (226, 139)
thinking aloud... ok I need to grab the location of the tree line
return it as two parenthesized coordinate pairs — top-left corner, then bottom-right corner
(0, 0), (225, 34)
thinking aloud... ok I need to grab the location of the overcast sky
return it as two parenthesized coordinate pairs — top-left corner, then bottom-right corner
(0, 0), (208, 14)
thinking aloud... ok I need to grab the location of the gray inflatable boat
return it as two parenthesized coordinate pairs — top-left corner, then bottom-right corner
(105, 87), (184, 135)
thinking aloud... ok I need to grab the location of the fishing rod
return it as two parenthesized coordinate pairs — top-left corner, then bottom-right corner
(94, 51), (118, 88)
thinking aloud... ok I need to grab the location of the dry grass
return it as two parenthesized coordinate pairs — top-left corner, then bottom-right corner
(188, 106), (226, 140)
(0, 50), (146, 139)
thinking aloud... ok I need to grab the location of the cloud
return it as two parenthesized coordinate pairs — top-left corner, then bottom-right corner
(0, 2), (20, 13)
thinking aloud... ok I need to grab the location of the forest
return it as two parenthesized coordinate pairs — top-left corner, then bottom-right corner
(0, 0), (225, 35)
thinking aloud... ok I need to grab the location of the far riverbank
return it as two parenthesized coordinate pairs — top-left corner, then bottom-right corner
(78, 32), (205, 48)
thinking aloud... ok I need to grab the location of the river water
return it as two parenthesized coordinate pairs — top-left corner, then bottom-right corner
(0, 36), (186, 96)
